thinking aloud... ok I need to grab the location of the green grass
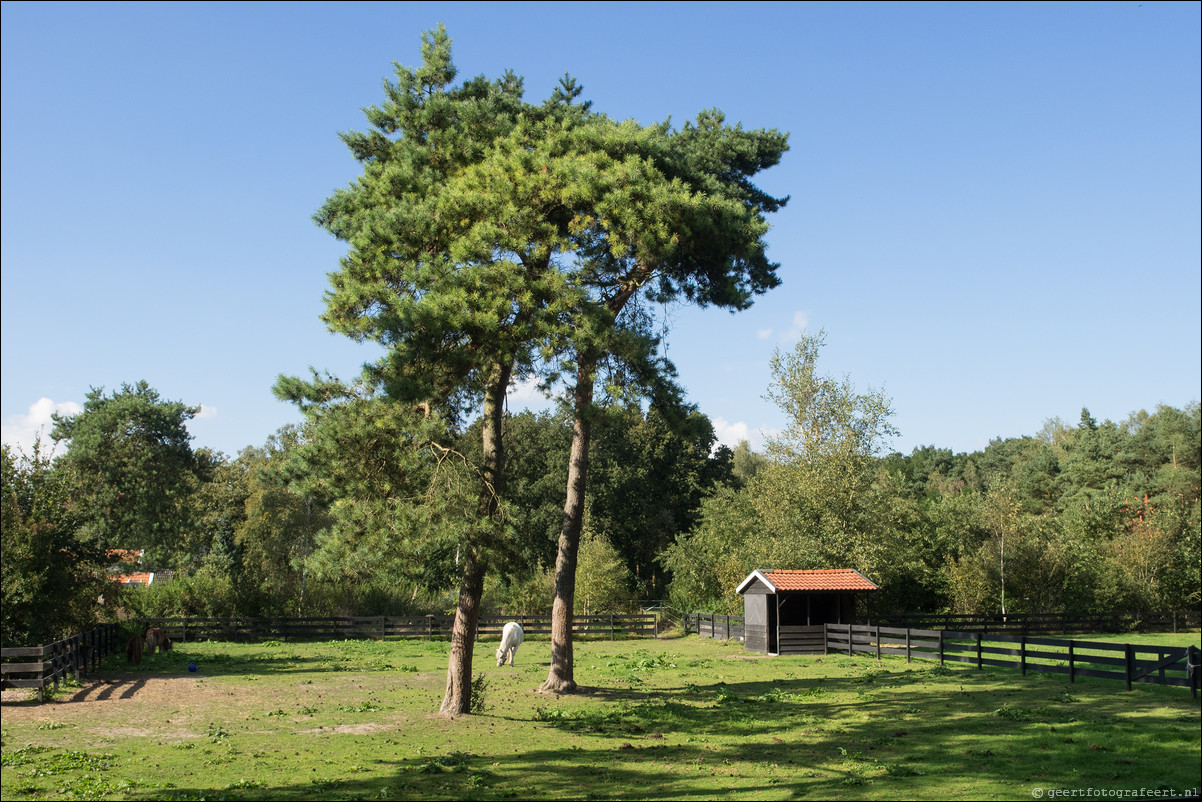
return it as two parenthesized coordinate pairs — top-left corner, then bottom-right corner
(1, 634), (1198, 800)
(1052, 630), (1200, 648)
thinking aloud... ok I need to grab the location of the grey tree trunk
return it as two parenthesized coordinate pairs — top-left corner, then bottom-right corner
(439, 362), (511, 715)
(540, 357), (596, 693)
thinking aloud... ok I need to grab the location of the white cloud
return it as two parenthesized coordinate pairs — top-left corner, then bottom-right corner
(711, 417), (751, 450)
(1, 397), (83, 456)
(185, 404), (219, 441)
(711, 419), (780, 454)
(756, 328), (774, 340)
(782, 311), (809, 342)
(506, 375), (555, 409)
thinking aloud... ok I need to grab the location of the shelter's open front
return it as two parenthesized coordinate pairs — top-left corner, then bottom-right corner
(736, 569), (878, 654)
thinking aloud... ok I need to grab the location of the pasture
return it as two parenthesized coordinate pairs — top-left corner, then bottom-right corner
(1, 633), (1198, 801)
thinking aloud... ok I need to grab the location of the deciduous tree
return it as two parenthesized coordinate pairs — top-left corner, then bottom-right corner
(50, 380), (203, 566)
(1, 441), (107, 645)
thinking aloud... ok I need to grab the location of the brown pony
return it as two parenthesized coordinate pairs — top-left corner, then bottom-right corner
(144, 627), (172, 655)
(126, 634), (144, 666)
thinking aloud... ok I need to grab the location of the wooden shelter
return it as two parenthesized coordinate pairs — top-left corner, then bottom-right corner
(736, 569), (878, 654)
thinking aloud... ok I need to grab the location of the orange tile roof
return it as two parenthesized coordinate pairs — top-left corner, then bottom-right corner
(745, 569), (878, 592)
(112, 572), (153, 586)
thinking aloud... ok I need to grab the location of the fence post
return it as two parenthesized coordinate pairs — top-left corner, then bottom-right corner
(1124, 644), (1134, 692)
(976, 632), (983, 670)
(52, 642), (61, 696)
(1020, 636), (1027, 676)
(905, 628), (911, 663)
(1188, 645), (1198, 700)
(938, 630), (945, 667)
(610, 614), (615, 641)
(1068, 640), (1075, 683)
(875, 625), (881, 663)
(37, 645), (45, 703)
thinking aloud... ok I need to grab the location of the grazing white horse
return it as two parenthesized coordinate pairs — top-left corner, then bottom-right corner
(496, 622), (524, 667)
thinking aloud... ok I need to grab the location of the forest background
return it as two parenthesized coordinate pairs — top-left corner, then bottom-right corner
(4, 367), (1198, 648)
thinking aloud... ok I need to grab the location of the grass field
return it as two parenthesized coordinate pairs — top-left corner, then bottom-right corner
(1, 632), (1198, 801)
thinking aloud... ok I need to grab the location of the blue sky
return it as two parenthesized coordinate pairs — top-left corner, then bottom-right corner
(3, 1), (1199, 460)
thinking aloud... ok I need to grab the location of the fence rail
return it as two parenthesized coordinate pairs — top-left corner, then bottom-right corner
(687, 610), (1201, 640)
(689, 613), (745, 642)
(863, 610), (1201, 635)
(827, 624), (1200, 696)
(1, 625), (118, 701)
(140, 613), (657, 643)
(687, 612), (1199, 695)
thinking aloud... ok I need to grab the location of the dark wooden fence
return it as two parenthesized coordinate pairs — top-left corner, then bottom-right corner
(689, 613), (745, 642)
(864, 610), (1202, 635)
(687, 610), (1201, 640)
(826, 624), (1200, 697)
(1, 624), (119, 701)
(687, 613), (1199, 695)
(140, 613), (657, 643)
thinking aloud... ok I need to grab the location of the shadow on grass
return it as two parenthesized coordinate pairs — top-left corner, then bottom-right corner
(120, 664), (1200, 801)
(69, 677), (149, 702)
(89, 648), (426, 679)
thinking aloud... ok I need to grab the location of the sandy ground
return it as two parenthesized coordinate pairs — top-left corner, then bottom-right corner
(1, 673), (219, 724)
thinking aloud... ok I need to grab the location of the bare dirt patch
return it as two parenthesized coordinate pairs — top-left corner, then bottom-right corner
(299, 722), (401, 735)
(0, 674), (219, 724)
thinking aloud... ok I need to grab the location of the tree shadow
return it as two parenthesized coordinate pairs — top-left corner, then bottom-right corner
(116, 663), (1194, 801)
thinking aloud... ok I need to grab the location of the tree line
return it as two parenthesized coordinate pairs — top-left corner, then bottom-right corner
(0, 385), (727, 638)
(6, 360), (1197, 649)
(664, 334), (1200, 621)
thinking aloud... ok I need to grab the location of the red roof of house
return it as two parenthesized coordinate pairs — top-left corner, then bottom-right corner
(737, 569), (878, 594)
(112, 572), (153, 586)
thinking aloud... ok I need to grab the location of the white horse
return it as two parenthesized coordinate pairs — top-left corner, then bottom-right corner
(496, 622), (524, 667)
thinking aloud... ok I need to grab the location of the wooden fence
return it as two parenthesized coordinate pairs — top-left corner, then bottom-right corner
(688, 610), (1200, 639)
(140, 613), (657, 643)
(687, 613), (1199, 695)
(864, 610), (1202, 635)
(689, 613), (745, 642)
(826, 624), (1200, 697)
(1, 625), (119, 701)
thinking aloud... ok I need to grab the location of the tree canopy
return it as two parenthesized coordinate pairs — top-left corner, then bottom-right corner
(50, 380), (203, 567)
(301, 24), (789, 711)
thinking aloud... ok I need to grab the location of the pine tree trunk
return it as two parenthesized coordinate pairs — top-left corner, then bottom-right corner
(439, 547), (485, 716)
(540, 357), (595, 694)
(439, 361), (511, 715)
